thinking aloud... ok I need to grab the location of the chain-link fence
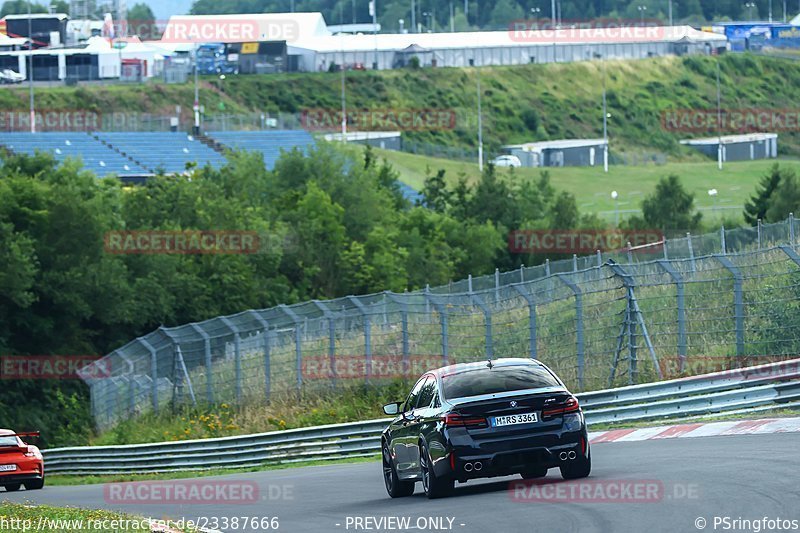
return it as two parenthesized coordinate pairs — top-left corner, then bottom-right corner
(82, 216), (800, 430)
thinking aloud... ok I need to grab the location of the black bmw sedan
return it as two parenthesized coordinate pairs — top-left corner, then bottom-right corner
(381, 358), (591, 499)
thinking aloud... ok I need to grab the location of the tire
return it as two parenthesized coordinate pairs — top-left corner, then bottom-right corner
(382, 443), (414, 498)
(560, 449), (592, 480)
(24, 476), (44, 490)
(4, 484), (21, 492)
(419, 443), (453, 499)
(520, 466), (548, 479)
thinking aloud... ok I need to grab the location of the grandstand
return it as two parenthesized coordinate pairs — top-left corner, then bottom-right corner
(0, 132), (148, 176)
(0, 129), (423, 202)
(208, 130), (314, 170)
(94, 132), (228, 174)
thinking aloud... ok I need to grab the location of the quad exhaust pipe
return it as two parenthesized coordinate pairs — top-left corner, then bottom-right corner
(463, 461), (483, 472)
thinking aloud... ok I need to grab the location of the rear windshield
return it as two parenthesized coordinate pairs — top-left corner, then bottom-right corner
(442, 365), (561, 399)
(0, 436), (19, 447)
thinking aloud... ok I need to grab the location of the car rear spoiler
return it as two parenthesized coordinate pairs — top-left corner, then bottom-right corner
(2, 432), (40, 440)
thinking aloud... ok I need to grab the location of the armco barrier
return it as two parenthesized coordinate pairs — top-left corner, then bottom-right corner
(44, 358), (800, 475)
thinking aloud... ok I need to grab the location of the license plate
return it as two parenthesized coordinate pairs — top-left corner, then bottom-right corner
(0, 465), (16, 472)
(492, 412), (538, 427)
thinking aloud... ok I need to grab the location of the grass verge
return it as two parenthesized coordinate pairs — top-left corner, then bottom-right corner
(0, 503), (170, 532)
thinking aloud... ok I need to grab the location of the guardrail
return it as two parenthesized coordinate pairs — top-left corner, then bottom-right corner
(43, 358), (800, 475)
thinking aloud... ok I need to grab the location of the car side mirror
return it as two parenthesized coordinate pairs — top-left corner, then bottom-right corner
(383, 402), (401, 415)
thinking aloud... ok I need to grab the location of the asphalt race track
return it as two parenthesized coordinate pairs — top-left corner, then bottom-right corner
(3, 433), (799, 533)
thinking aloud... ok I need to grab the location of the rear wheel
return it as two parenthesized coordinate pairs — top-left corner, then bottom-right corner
(560, 449), (591, 480)
(4, 484), (21, 492)
(382, 443), (414, 498)
(420, 443), (453, 499)
(24, 476), (44, 490)
(520, 466), (548, 479)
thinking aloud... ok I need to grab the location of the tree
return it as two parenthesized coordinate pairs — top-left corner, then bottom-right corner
(0, 0), (47, 17)
(744, 164), (787, 225)
(127, 3), (157, 38)
(639, 175), (702, 232)
(419, 168), (451, 212)
(765, 170), (800, 223)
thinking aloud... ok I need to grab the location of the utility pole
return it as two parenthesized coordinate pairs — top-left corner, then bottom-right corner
(477, 64), (483, 171)
(602, 57), (608, 173)
(716, 61), (723, 170)
(193, 42), (200, 135)
(28, 0), (35, 133)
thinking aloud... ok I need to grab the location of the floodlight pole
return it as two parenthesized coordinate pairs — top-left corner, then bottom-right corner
(477, 63), (483, 172)
(28, 0), (35, 133)
(602, 57), (608, 173)
(716, 61), (722, 170)
(193, 42), (200, 135)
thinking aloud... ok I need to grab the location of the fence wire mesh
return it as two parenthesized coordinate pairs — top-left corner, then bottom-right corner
(82, 217), (800, 430)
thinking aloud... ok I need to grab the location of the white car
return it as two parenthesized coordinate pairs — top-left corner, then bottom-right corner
(491, 155), (522, 168)
(0, 69), (25, 84)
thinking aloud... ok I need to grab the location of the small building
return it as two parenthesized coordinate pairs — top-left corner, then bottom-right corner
(322, 131), (401, 150)
(680, 133), (778, 162)
(503, 139), (608, 167)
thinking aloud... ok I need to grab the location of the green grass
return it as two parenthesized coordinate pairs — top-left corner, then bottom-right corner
(4, 55), (800, 157)
(368, 145), (800, 223)
(0, 503), (163, 532)
(47, 455), (380, 487)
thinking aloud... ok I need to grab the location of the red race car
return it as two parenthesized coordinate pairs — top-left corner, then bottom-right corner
(0, 429), (44, 492)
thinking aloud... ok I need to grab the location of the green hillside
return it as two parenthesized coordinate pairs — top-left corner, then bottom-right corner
(3, 54), (800, 157)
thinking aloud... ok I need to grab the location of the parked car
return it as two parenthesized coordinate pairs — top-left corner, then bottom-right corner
(491, 155), (522, 167)
(381, 358), (590, 499)
(0, 69), (25, 84)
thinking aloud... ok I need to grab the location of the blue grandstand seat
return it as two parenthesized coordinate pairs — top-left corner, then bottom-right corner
(0, 132), (148, 176)
(93, 132), (228, 174)
(208, 130), (314, 170)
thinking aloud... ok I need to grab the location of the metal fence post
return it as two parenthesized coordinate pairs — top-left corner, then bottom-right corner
(347, 296), (372, 382)
(312, 301), (338, 389)
(545, 259), (550, 276)
(520, 264), (525, 282)
(424, 293), (449, 365)
(116, 352), (136, 416)
(687, 232), (696, 272)
(656, 260), (687, 371)
(720, 224), (726, 254)
(219, 317), (243, 404)
(757, 219), (762, 250)
(278, 304), (304, 393)
(512, 284), (537, 359)
(138, 338), (159, 413)
(190, 324), (214, 404)
(385, 293), (410, 363)
(626, 241), (633, 263)
(555, 274), (584, 390)
(470, 293), (494, 359)
(248, 311), (271, 402)
(790, 213), (796, 244)
(573, 254), (578, 272)
(713, 255), (744, 357)
(495, 268), (500, 303)
(607, 262), (662, 382)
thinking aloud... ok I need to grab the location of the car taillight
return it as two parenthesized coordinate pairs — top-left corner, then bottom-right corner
(443, 413), (488, 429)
(542, 396), (580, 418)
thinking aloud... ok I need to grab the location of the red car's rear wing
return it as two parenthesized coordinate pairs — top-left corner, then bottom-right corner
(1, 432), (40, 439)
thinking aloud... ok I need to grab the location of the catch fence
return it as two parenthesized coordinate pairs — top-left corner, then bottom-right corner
(81, 217), (800, 430)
